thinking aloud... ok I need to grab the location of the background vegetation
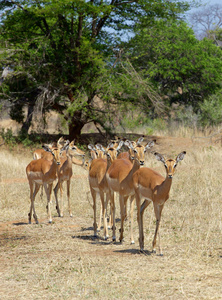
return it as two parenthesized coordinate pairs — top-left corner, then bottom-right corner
(0, 0), (221, 143)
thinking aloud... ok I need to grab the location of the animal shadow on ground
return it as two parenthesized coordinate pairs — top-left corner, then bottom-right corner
(13, 222), (29, 226)
(72, 234), (113, 246)
(114, 249), (152, 255)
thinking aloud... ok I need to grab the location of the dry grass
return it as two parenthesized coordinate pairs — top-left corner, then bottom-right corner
(0, 134), (221, 300)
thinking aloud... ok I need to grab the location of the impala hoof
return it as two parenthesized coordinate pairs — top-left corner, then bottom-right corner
(131, 240), (135, 245)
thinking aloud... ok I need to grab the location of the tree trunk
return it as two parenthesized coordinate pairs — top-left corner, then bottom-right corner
(21, 104), (34, 133)
(68, 117), (85, 141)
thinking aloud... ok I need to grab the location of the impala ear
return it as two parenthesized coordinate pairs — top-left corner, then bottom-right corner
(107, 142), (114, 149)
(57, 137), (65, 146)
(154, 152), (165, 163)
(42, 144), (52, 153)
(88, 144), (94, 150)
(136, 136), (144, 145)
(145, 139), (156, 151)
(176, 151), (186, 163)
(116, 140), (124, 151)
(97, 144), (106, 153)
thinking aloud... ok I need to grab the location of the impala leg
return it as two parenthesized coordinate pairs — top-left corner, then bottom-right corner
(44, 183), (53, 223)
(140, 199), (152, 250)
(67, 179), (72, 217)
(54, 181), (61, 217)
(28, 182), (40, 224)
(99, 191), (108, 240)
(129, 195), (135, 244)
(98, 202), (103, 232)
(152, 203), (164, 255)
(123, 196), (129, 221)
(135, 190), (143, 250)
(109, 189), (116, 242)
(32, 184), (41, 224)
(119, 195), (125, 243)
(28, 181), (34, 224)
(90, 187), (97, 237)
(108, 198), (113, 229)
(59, 181), (64, 217)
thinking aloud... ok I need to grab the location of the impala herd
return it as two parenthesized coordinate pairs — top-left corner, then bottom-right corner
(26, 136), (186, 254)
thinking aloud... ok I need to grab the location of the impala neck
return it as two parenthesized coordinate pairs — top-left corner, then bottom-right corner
(50, 158), (61, 177)
(157, 176), (173, 200)
(127, 157), (141, 181)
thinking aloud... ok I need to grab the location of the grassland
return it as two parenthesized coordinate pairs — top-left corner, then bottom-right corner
(0, 133), (221, 299)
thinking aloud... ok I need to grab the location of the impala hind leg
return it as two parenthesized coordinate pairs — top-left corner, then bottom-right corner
(119, 195), (125, 243)
(99, 191), (109, 240)
(129, 195), (135, 244)
(98, 202), (103, 232)
(28, 182), (40, 224)
(108, 198), (113, 229)
(90, 187), (98, 237)
(109, 190), (116, 242)
(44, 183), (53, 223)
(67, 179), (72, 217)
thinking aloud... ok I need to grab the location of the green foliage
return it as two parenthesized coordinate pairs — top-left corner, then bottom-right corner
(199, 91), (222, 126)
(126, 19), (222, 107)
(0, 0), (191, 138)
(171, 105), (199, 127)
(0, 128), (16, 146)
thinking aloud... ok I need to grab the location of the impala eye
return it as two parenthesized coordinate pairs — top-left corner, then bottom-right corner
(164, 164), (167, 169)
(173, 163), (177, 168)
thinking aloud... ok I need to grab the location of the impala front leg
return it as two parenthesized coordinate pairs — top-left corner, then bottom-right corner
(135, 190), (143, 251)
(129, 195), (135, 244)
(140, 199), (152, 250)
(54, 182), (61, 217)
(152, 204), (164, 255)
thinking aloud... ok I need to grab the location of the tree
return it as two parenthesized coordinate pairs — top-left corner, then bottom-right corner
(189, 3), (222, 40)
(124, 19), (222, 108)
(0, 0), (190, 140)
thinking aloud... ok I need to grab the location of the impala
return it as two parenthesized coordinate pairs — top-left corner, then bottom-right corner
(26, 139), (69, 224)
(133, 151), (186, 254)
(88, 141), (123, 239)
(106, 139), (155, 243)
(32, 146), (58, 161)
(88, 144), (98, 160)
(53, 140), (85, 218)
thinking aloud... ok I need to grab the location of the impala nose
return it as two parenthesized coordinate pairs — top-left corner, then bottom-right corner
(140, 161), (144, 166)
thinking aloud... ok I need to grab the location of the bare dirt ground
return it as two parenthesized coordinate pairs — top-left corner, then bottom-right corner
(0, 133), (221, 299)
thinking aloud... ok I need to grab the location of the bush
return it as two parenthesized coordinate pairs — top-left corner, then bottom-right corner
(199, 92), (222, 126)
